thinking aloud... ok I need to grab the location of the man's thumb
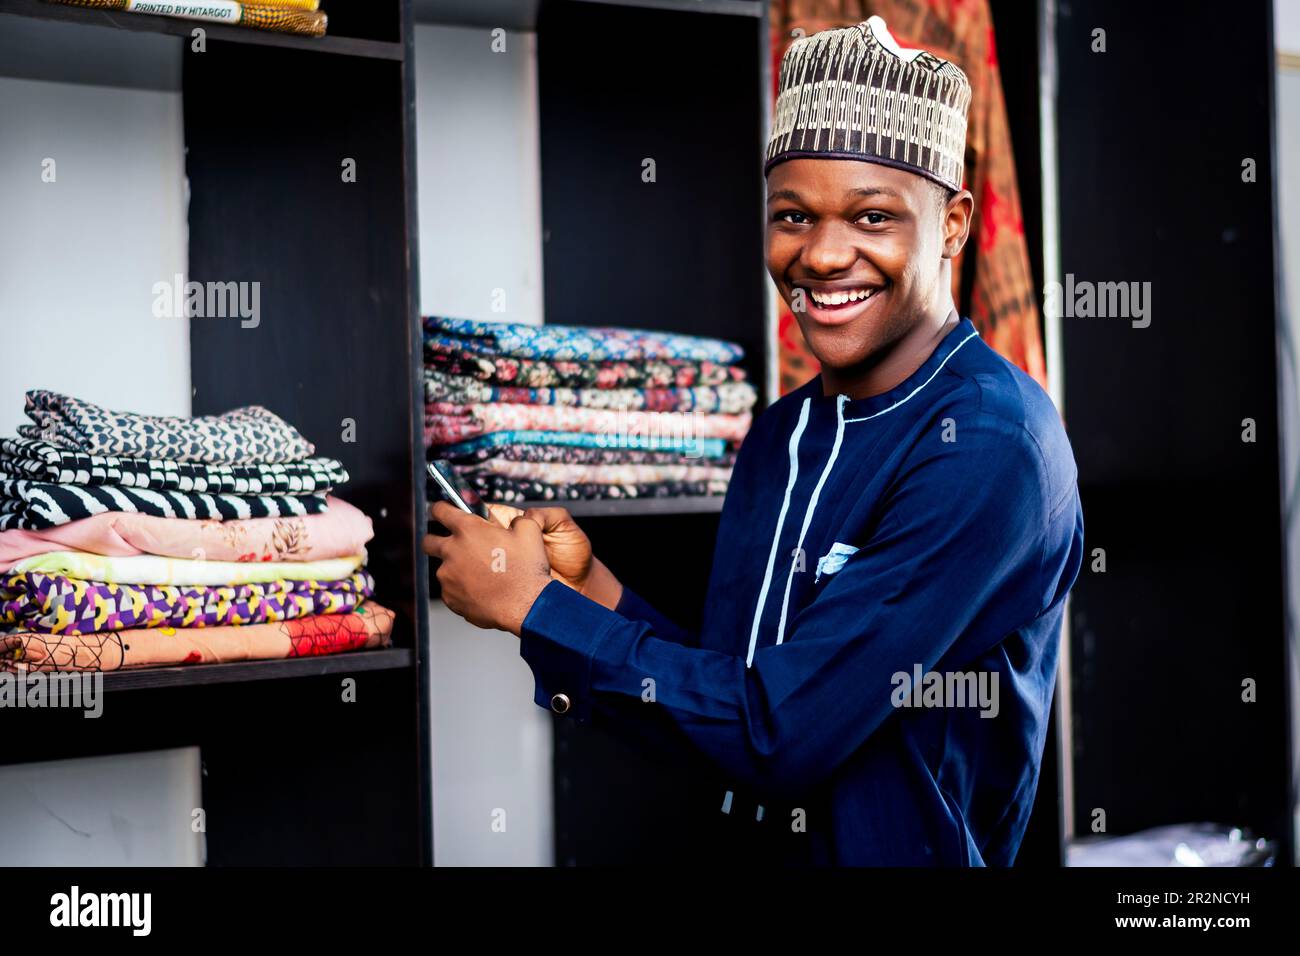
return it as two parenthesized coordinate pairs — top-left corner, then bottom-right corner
(510, 513), (545, 543)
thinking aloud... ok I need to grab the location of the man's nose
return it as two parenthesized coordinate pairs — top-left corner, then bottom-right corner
(800, 221), (858, 274)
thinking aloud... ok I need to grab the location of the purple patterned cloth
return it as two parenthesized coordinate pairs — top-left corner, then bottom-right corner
(0, 570), (374, 635)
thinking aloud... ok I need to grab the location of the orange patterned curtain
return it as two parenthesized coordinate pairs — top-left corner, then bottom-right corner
(769, 0), (1047, 394)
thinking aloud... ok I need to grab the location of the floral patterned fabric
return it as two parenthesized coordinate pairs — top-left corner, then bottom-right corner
(464, 459), (734, 485)
(466, 474), (730, 504)
(0, 569), (374, 635)
(430, 430), (731, 461)
(424, 369), (757, 415)
(425, 346), (747, 390)
(1, 602), (394, 673)
(424, 317), (745, 364)
(423, 402), (752, 446)
(441, 441), (738, 468)
(423, 319), (748, 504)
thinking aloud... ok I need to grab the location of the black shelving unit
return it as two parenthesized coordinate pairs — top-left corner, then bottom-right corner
(1057, 0), (1294, 865)
(0, 0), (431, 865)
(529, 0), (770, 866)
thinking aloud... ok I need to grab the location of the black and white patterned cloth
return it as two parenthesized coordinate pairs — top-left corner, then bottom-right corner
(0, 438), (347, 495)
(0, 479), (328, 531)
(19, 390), (316, 464)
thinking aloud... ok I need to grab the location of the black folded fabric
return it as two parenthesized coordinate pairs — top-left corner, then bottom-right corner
(0, 478), (328, 531)
(0, 438), (346, 495)
(20, 389), (315, 464)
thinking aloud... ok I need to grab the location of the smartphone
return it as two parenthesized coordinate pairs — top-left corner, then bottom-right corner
(427, 459), (491, 520)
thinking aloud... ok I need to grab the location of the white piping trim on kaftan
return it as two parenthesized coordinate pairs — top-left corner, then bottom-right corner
(775, 394), (847, 646)
(842, 330), (979, 423)
(746, 397), (810, 668)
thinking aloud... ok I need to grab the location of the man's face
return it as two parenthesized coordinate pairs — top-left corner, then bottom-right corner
(765, 159), (965, 372)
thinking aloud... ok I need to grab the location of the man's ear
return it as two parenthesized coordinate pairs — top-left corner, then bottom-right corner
(941, 189), (974, 260)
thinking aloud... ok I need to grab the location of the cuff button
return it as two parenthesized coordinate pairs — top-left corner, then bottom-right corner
(550, 693), (572, 715)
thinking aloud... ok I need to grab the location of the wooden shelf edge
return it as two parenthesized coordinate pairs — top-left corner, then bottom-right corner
(86, 646), (415, 692)
(0, 0), (405, 60)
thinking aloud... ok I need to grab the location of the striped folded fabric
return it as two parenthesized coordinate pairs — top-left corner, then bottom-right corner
(0, 437), (346, 495)
(2, 602), (393, 673)
(424, 317), (745, 364)
(0, 478), (328, 531)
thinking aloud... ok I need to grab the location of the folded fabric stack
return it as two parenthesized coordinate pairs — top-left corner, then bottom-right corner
(42, 0), (328, 38)
(423, 318), (756, 503)
(0, 390), (392, 673)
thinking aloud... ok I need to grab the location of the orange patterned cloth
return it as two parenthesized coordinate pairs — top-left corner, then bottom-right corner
(769, 0), (1046, 394)
(1, 602), (394, 672)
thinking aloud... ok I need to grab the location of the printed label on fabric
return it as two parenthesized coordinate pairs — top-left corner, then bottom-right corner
(126, 0), (241, 23)
(814, 542), (859, 582)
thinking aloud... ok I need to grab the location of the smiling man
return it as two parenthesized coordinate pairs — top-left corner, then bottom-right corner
(424, 16), (1084, 866)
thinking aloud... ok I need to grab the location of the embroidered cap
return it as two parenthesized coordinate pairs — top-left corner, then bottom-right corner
(765, 15), (971, 192)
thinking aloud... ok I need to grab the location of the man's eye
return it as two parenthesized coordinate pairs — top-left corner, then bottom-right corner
(777, 211), (811, 224)
(860, 211), (889, 225)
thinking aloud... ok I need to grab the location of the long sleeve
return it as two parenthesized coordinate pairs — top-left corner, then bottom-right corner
(613, 585), (697, 647)
(519, 414), (1082, 800)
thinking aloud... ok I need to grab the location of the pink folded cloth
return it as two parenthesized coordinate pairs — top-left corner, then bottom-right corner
(424, 401), (752, 446)
(0, 495), (373, 571)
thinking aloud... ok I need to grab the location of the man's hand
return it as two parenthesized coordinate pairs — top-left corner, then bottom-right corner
(511, 506), (592, 590)
(423, 501), (552, 636)
(486, 503), (592, 589)
(521, 506), (624, 611)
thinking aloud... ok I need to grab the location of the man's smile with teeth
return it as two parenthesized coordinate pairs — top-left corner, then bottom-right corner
(807, 287), (880, 307)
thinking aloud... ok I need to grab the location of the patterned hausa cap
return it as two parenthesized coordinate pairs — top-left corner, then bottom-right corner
(766, 16), (971, 192)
